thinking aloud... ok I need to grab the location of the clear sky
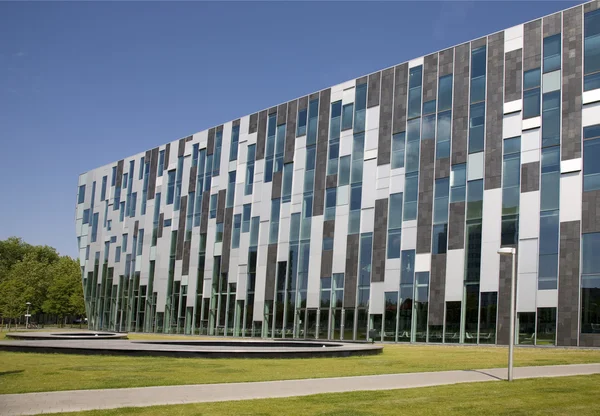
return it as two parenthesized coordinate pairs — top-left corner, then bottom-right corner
(0, 1), (583, 257)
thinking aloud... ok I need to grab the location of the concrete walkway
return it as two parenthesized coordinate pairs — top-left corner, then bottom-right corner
(1, 363), (599, 415)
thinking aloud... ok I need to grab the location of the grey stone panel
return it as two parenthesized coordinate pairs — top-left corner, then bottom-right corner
(423, 53), (438, 103)
(148, 147), (159, 200)
(216, 189), (226, 223)
(164, 144), (171, 172)
(367, 71), (381, 108)
(277, 103), (287, 126)
(309, 92), (320, 101)
(562, 6), (583, 161)
(521, 162), (540, 193)
(504, 49), (523, 103)
(188, 165), (197, 194)
(216, 125), (223, 134)
(428, 253), (447, 326)
(485, 32), (504, 191)
(134, 220), (139, 238)
(200, 191), (210, 234)
(185, 135), (193, 142)
(435, 157), (450, 180)
(233, 119), (240, 128)
(372, 198), (388, 283)
(356, 76), (368, 85)
(344, 234), (359, 308)
(523, 19), (542, 71)
(177, 138), (185, 157)
(249, 113), (258, 134)
(392, 63), (408, 134)
(284, 100), (298, 164)
(448, 201), (466, 250)
(256, 110), (268, 160)
(176, 195), (187, 261)
(580, 333), (600, 347)
(584, 0), (600, 13)
(377, 67), (394, 166)
(452, 43), (470, 166)
(326, 174), (337, 189)
(471, 36), (486, 49)
(115, 160), (124, 188)
(497, 251), (517, 345)
(158, 213), (164, 239)
(323, 219), (335, 239)
(438, 48), (454, 77)
(313, 89), (331, 217)
(321, 250), (333, 278)
(271, 171), (282, 200)
(543, 12), (562, 37)
(557, 220), (580, 347)
(182, 240), (191, 276)
(221, 208), (234, 274)
(417, 138), (435, 254)
(298, 95), (308, 111)
(265, 244), (278, 301)
(206, 128), (215, 156)
(268, 106), (277, 115)
(582, 190), (600, 233)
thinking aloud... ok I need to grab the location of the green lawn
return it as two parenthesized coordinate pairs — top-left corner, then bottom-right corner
(1, 340), (600, 394)
(46, 374), (600, 416)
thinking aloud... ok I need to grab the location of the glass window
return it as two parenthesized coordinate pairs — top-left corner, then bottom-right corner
(269, 199), (280, 244)
(100, 176), (107, 201)
(350, 183), (362, 211)
(338, 155), (351, 186)
(297, 108), (307, 136)
(540, 147), (560, 210)
(388, 192), (403, 229)
(166, 170), (176, 205)
(400, 250), (415, 284)
(470, 46), (486, 103)
(433, 177), (450, 224)
(524, 68), (541, 90)
(436, 111), (451, 159)
(323, 237), (334, 251)
(215, 222), (223, 243)
(342, 103), (353, 130)
(584, 124), (600, 140)
(354, 84), (367, 133)
(111, 166), (117, 186)
(325, 188), (336, 221)
(387, 229), (401, 259)
(438, 74), (453, 112)
(542, 91), (560, 147)
(158, 150), (165, 176)
(82, 209), (90, 224)
(422, 114), (436, 141)
(408, 66), (423, 119)
(536, 308), (556, 345)
(523, 88), (541, 119)
(502, 138), (521, 216)
(423, 99), (436, 116)
(78, 185), (86, 204)
(584, 138), (600, 191)
(501, 215), (518, 246)
(391, 132), (406, 169)
(282, 163), (293, 203)
(585, 9), (600, 90)
(406, 120), (420, 173)
(403, 173), (418, 221)
(242, 204), (251, 233)
(468, 102), (485, 153)
(543, 34), (561, 73)
(229, 125), (240, 161)
(450, 164), (466, 202)
(432, 224), (448, 254)
(581, 232), (600, 333)
(466, 180), (484, 220)
(209, 194), (217, 219)
(164, 218), (172, 227)
(226, 171), (236, 208)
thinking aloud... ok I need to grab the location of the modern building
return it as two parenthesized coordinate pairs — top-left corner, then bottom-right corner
(76, 1), (600, 347)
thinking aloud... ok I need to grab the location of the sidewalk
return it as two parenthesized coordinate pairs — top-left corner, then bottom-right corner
(1, 363), (599, 416)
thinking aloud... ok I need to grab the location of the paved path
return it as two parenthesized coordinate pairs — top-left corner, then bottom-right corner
(1, 363), (599, 415)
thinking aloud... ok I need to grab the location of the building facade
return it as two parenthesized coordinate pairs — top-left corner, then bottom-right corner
(76, 1), (600, 347)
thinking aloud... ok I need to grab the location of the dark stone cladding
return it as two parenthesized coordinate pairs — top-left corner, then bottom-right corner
(356, 76), (368, 85)
(562, 5), (583, 161)
(326, 174), (337, 189)
(521, 162), (540, 193)
(255, 110), (268, 160)
(367, 71), (381, 108)
(323, 219), (335, 239)
(557, 220), (580, 347)
(284, 99), (298, 164)
(188, 165), (197, 194)
(438, 48), (453, 77)
(249, 113), (258, 134)
(147, 147), (159, 200)
(115, 159), (124, 188)
(207, 128), (215, 156)
(321, 220), (335, 278)
(435, 157), (450, 180)
(416, 137), (435, 254)
(176, 195), (187, 261)
(423, 53), (438, 103)
(497, 248), (518, 345)
(220, 207), (234, 274)
(452, 43), (470, 166)
(265, 244), (278, 301)
(271, 171), (282, 200)
(584, 0), (600, 13)
(428, 253), (447, 326)
(164, 143), (171, 172)
(471, 36), (486, 49)
(543, 12), (562, 37)
(580, 333), (600, 347)
(216, 189), (226, 223)
(268, 106), (277, 115)
(448, 201), (466, 250)
(523, 19), (542, 71)
(372, 198), (388, 283)
(344, 234), (359, 308)
(134, 220), (139, 238)
(157, 212), (164, 238)
(392, 63), (408, 135)
(504, 49), (522, 103)
(277, 103), (287, 126)
(485, 32), (503, 191)
(232, 119), (240, 128)
(313, 89), (331, 217)
(177, 138), (185, 157)
(582, 190), (600, 233)
(182, 240), (191, 276)
(199, 191), (210, 234)
(377, 68), (394, 166)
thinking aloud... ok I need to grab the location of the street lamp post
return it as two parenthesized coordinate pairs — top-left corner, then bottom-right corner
(498, 247), (517, 382)
(25, 302), (32, 329)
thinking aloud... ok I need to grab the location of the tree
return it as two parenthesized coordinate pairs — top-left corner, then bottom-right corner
(0, 277), (27, 329)
(43, 257), (82, 327)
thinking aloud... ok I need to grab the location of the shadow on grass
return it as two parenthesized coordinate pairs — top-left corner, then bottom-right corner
(0, 370), (24, 377)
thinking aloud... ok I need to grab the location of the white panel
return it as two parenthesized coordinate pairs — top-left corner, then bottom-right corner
(537, 289), (558, 308)
(480, 188), (502, 292)
(279, 216), (290, 243)
(409, 57), (424, 68)
(340, 130), (353, 156)
(342, 86), (355, 104)
(521, 128), (540, 152)
(280, 202), (291, 219)
(503, 99), (522, 114)
(504, 37), (523, 53)
(518, 238), (538, 274)
(583, 101), (600, 125)
(360, 208), (375, 233)
(368, 282), (385, 315)
(401, 225), (416, 250)
(258, 221), (269, 248)
(247, 132), (257, 145)
(384, 263), (401, 292)
(560, 172), (582, 222)
(364, 148), (377, 161)
(522, 116), (541, 131)
(332, 80), (355, 93)
(337, 185), (349, 206)
(415, 253), (431, 272)
(467, 152), (484, 181)
(519, 191), (540, 239)
(582, 89), (600, 105)
(542, 70), (561, 93)
(445, 249), (465, 301)
(362, 159), (377, 208)
(277, 241), (289, 262)
(366, 106), (380, 132)
(332, 214), (348, 273)
(561, 158), (582, 173)
(213, 242), (222, 257)
(521, 149), (540, 163)
(503, 113), (522, 138)
(516, 273), (537, 313)
(236, 267), (247, 300)
(389, 174), (405, 194)
(295, 135), (306, 149)
(480, 242), (500, 292)
(377, 164), (390, 181)
(307, 216), (324, 308)
(330, 89), (342, 104)
(505, 24), (523, 41)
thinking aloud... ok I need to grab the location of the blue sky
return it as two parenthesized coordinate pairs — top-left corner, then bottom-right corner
(0, 1), (583, 257)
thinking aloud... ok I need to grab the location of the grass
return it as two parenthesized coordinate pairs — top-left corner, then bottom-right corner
(1, 338), (600, 394)
(45, 374), (600, 416)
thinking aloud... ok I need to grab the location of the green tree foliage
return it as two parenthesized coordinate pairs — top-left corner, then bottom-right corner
(43, 257), (83, 325)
